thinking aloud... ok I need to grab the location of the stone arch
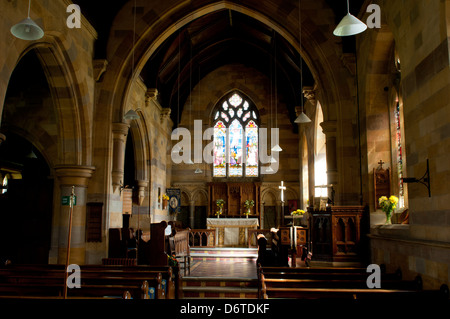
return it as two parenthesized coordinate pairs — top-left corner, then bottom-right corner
(261, 188), (278, 205)
(180, 191), (190, 206)
(100, 0), (353, 136)
(128, 112), (150, 183)
(192, 188), (208, 206)
(3, 41), (91, 167)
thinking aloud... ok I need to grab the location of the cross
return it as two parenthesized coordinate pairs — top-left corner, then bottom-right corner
(378, 160), (385, 168)
(279, 181), (286, 203)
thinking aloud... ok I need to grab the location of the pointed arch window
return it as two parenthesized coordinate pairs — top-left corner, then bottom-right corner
(213, 92), (259, 177)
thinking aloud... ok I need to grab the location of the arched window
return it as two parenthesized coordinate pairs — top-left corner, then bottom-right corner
(213, 92), (259, 177)
(314, 102), (327, 197)
(392, 51), (407, 209)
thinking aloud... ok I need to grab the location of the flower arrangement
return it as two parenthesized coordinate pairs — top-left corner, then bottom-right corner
(216, 199), (225, 217)
(243, 199), (255, 216)
(162, 194), (169, 201)
(291, 209), (305, 216)
(379, 195), (399, 224)
(167, 254), (178, 267)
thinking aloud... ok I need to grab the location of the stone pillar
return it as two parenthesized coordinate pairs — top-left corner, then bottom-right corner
(189, 200), (195, 228)
(0, 133), (6, 145)
(320, 121), (338, 187)
(112, 122), (130, 193)
(54, 165), (95, 265)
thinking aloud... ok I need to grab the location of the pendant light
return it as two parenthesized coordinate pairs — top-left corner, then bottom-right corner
(333, 0), (367, 36)
(271, 35), (282, 153)
(123, 109), (140, 120)
(294, 0), (311, 124)
(11, 0), (44, 40)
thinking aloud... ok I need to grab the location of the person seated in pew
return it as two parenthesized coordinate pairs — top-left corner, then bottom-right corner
(256, 234), (275, 267)
(269, 228), (289, 267)
(126, 228), (137, 258)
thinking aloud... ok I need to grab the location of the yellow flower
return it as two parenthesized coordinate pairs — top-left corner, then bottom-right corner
(389, 195), (398, 204)
(292, 209), (305, 216)
(378, 196), (388, 204)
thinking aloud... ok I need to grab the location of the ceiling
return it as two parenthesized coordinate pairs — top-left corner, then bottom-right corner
(72, 0), (365, 127)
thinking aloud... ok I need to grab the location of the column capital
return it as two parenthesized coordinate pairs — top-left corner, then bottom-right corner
(54, 165), (96, 187)
(160, 108), (171, 124)
(112, 122), (130, 137)
(302, 86), (317, 105)
(145, 88), (159, 106)
(320, 120), (337, 135)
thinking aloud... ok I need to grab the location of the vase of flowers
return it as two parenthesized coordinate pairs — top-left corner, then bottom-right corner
(162, 194), (169, 209)
(378, 195), (399, 224)
(291, 209), (305, 226)
(244, 199), (255, 218)
(216, 199), (225, 218)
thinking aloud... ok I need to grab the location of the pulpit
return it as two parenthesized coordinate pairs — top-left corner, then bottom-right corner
(207, 218), (259, 247)
(308, 206), (368, 262)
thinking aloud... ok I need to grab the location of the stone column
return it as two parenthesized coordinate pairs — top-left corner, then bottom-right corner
(189, 200), (195, 228)
(320, 120), (338, 187)
(54, 165), (95, 265)
(111, 122), (130, 193)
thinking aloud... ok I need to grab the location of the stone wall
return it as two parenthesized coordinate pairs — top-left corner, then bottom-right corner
(359, 0), (450, 290)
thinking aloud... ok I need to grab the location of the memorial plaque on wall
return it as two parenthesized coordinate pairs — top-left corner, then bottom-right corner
(166, 188), (181, 214)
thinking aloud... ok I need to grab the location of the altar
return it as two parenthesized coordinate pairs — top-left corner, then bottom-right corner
(207, 218), (259, 247)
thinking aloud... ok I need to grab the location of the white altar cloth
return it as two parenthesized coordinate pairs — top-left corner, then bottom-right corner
(207, 218), (259, 247)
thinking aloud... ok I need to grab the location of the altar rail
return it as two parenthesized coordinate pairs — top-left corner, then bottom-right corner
(189, 229), (216, 248)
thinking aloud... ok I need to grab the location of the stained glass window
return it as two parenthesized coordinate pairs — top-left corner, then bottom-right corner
(213, 121), (227, 177)
(395, 102), (404, 208)
(245, 121), (259, 177)
(229, 120), (243, 177)
(213, 92), (259, 177)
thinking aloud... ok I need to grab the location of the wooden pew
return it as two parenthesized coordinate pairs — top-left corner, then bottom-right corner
(258, 266), (448, 300)
(169, 228), (191, 275)
(0, 264), (180, 299)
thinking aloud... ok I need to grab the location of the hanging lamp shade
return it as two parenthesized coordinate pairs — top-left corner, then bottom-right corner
(26, 149), (37, 159)
(333, 12), (367, 36)
(195, 168), (203, 174)
(269, 156), (277, 163)
(11, 17), (44, 40)
(294, 111), (311, 124)
(123, 109), (140, 120)
(271, 144), (282, 152)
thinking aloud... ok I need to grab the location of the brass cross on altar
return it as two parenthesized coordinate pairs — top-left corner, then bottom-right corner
(279, 181), (286, 203)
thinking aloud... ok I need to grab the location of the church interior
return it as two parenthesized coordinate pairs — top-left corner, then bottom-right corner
(0, 0), (449, 302)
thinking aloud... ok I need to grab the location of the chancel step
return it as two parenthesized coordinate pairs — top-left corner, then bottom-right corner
(190, 248), (258, 262)
(181, 276), (258, 299)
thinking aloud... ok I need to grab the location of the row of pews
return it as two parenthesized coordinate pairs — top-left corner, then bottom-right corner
(258, 265), (449, 300)
(0, 263), (181, 300)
